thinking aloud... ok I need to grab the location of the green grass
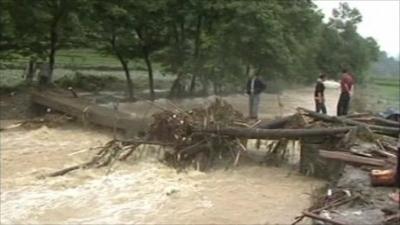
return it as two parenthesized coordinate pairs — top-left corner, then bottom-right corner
(357, 76), (400, 112)
(369, 77), (400, 87)
(0, 48), (161, 71)
(0, 67), (174, 94)
(0, 69), (25, 87)
(56, 49), (121, 67)
(0, 48), (171, 90)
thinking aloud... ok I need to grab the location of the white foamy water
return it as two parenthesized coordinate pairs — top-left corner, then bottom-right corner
(1, 87), (335, 224)
(1, 159), (321, 224)
(1, 161), (208, 224)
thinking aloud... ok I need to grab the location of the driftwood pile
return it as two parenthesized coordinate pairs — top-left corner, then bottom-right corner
(49, 98), (252, 176)
(297, 107), (399, 166)
(292, 108), (399, 225)
(148, 98), (249, 170)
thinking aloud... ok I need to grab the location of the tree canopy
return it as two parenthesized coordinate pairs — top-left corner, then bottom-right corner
(0, 0), (381, 98)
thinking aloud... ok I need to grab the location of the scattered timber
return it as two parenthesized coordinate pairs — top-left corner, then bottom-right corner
(292, 196), (359, 225)
(298, 107), (400, 137)
(354, 116), (400, 128)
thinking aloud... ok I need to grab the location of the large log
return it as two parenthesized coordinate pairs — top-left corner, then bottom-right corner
(370, 117), (400, 128)
(298, 107), (400, 136)
(352, 116), (400, 128)
(31, 89), (137, 132)
(319, 150), (387, 167)
(196, 127), (352, 140)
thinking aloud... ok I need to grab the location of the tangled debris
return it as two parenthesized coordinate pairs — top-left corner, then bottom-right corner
(148, 98), (249, 169)
(49, 98), (254, 176)
(45, 98), (399, 225)
(48, 100), (399, 177)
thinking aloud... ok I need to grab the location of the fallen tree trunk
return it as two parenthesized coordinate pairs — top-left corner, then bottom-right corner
(31, 89), (137, 132)
(298, 107), (400, 136)
(345, 113), (372, 118)
(371, 117), (399, 128)
(196, 127), (352, 140)
(319, 150), (387, 167)
(352, 117), (400, 128)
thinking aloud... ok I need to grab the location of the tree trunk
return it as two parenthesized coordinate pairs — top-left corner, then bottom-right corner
(189, 14), (203, 94)
(135, 28), (155, 100)
(189, 74), (197, 94)
(120, 58), (134, 101)
(197, 127), (352, 140)
(111, 35), (134, 101)
(48, 25), (58, 84)
(143, 49), (154, 100)
(169, 72), (184, 97)
(245, 64), (250, 77)
(26, 58), (36, 84)
(298, 107), (400, 136)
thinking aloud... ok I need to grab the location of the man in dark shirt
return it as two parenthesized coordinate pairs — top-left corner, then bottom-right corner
(246, 75), (266, 119)
(314, 73), (327, 114)
(337, 69), (354, 116)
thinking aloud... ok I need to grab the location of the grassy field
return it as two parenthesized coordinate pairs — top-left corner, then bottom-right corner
(0, 68), (174, 90)
(56, 49), (121, 66)
(355, 76), (400, 112)
(1, 49), (119, 67)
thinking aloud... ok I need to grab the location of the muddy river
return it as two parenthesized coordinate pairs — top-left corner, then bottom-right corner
(1, 86), (341, 224)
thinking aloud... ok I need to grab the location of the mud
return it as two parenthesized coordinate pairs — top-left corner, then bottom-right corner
(321, 165), (398, 225)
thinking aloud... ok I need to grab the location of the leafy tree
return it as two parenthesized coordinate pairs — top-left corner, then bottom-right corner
(6, 0), (84, 82)
(130, 0), (168, 100)
(86, 0), (140, 100)
(317, 2), (379, 81)
(0, 0), (15, 60)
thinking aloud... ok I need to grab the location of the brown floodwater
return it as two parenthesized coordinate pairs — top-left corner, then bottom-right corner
(1, 86), (341, 224)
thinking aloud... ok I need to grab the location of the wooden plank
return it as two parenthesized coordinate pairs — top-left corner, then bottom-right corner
(319, 150), (386, 167)
(31, 89), (137, 132)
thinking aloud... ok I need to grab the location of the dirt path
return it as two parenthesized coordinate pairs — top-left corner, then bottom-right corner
(1, 86), (340, 224)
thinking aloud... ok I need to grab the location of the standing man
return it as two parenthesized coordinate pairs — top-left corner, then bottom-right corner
(314, 73), (327, 114)
(337, 69), (354, 116)
(246, 74), (266, 119)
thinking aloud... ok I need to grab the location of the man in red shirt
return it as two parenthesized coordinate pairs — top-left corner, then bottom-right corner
(337, 69), (354, 116)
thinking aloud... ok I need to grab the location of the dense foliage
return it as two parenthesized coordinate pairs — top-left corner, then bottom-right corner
(0, 0), (380, 99)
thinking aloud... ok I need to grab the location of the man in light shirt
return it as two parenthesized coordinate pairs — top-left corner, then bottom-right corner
(246, 74), (266, 119)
